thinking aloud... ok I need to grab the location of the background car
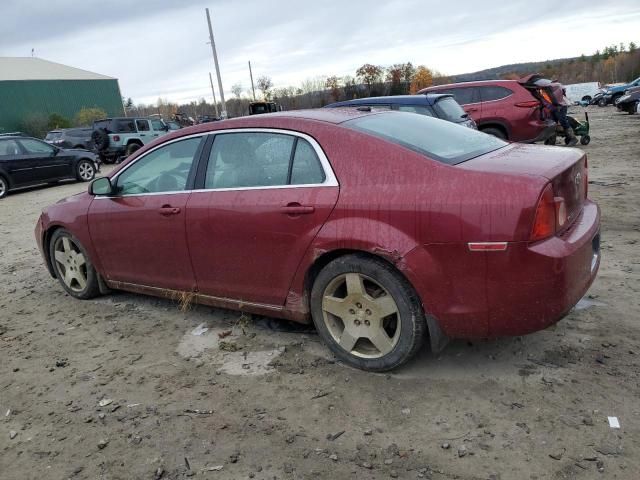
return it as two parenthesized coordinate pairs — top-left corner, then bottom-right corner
(36, 109), (599, 371)
(615, 85), (640, 114)
(45, 127), (94, 149)
(601, 76), (640, 105)
(419, 78), (556, 142)
(325, 94), (476, 129)
(0, 136), (97, 199)
(91, 117), (169, 164)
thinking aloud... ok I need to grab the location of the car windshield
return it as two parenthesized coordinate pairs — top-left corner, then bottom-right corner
(345, 112), (507, 165)
(433, 97), (467, 123)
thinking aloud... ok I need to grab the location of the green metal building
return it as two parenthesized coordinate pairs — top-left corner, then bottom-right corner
(0, 57), (124, 133)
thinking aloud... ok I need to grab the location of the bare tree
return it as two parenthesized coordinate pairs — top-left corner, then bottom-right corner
(257, 76), (273, 101)
(231, 83), (243, 99)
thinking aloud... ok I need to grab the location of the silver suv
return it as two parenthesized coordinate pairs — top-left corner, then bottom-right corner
(92, 117), (169, 164)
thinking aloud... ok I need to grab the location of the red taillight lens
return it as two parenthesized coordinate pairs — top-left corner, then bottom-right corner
(515, 100), (540, 108)
(113, 135), (120, 142)
(531, 184), (556, 241)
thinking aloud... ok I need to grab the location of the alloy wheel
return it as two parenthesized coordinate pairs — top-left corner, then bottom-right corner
(0, 177), (6, 198)
(321, 272), (401, 358)
(53, 236), (88, 292)
(78, 162), (94, 181)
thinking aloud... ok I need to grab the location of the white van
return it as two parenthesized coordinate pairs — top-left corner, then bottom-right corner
(563, 82), (602, 104)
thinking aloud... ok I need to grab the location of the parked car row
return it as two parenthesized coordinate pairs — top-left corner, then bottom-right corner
(0, 135), (98, 199)
(35, 107), (600, 371)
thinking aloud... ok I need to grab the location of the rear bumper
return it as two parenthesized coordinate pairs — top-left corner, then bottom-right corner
(485, 201), (600, 336)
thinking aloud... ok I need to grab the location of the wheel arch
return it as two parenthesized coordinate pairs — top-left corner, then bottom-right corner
(478, 122), (509, 139)
(0, 169), (12, 188)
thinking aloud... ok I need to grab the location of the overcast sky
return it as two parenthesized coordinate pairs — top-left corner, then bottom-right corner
(1, 0), (639, 106)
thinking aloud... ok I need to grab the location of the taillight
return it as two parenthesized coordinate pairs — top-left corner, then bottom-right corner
(531, 184), (556, 241)
(515, 100), (540, 108)
(113, 135), (120, 142)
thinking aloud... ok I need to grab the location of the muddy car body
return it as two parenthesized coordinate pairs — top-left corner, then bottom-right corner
(35, 109), (600, 371)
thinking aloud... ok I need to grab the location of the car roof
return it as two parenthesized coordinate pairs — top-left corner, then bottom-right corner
(326, 93), (452, 108)
(421, 79), (519, 91)
(0, 135), (35, 140)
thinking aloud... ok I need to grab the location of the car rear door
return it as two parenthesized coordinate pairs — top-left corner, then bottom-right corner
(185, 130), (339, 306)
(16, 138), (75, 181)
(88, 135), (205, 291)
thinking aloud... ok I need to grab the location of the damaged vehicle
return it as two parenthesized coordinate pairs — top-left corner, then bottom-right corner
(35, 109), (600, 371)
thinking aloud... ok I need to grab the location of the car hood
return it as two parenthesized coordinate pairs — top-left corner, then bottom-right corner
(55, 191), (91, 205)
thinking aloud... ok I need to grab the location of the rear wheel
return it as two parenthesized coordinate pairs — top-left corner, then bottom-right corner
(580, 135), (591, 145)
(481, 127), (507, 140)
(126, 143), (141, 156)
(310, 254), (426, 371)
(581, 95), (592, 103)
(0, 175), (8, 199)
(76, 159), (96, 182)
(49, 229), (100, 299)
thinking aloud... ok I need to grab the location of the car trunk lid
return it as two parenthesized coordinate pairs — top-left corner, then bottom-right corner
(459, 143), (587, 227)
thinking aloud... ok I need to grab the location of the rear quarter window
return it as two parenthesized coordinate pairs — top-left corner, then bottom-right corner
(438, 87), (478, 105)
(345, 111), (506, 165)
(480, 86), (513, 101)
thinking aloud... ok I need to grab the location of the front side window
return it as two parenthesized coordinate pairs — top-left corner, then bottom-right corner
(136, 120), (150, 132)
(18, 138), (55, 155)
(151, 120), (165, 131)
(345, 111), (506, 165)
(205, 132), (326, 189)
(116, 137), (202, 195)
(0, 140), (21, 156)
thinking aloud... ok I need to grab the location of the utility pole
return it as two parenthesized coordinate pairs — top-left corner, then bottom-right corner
(248, 61), (256, 101)
(209, 72), (219, 118)
(205, 8), (227, 118)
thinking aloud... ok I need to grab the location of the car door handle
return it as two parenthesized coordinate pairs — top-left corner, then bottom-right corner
(281, 203), (315, 215)
(158, 205), (181, 216)
(140, 134), (146, 136)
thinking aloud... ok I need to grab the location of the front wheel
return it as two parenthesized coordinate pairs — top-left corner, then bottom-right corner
(598, 99), (607, 107)
(76, 159), (96, 182)
(310, 254), (427, 371)
(49, 229), (101, 299)
(126, 143), (141, 156)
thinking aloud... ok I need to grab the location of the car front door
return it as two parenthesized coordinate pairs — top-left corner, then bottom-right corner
(16, 138), (75, 181)
(135, 119), (151, 145)
(186, 130), (339, 306)
(88, 135), (205, 291)
(150, 119), (168, 140)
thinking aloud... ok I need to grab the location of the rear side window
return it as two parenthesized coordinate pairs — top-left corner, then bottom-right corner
(291, 139), (326, 185)
(94, 120), (110, 131)
(205, 133), (326, 189)
(115, 119), (136, 133)
(0, 139), (21, 156)
(136, 120), (150, 132)
(345, 112), (506, 165)
(439, 87), (478, 105)
(480, 86), (513, 101)
(433, 97), (466, 122)
(394, 105), (434, 117)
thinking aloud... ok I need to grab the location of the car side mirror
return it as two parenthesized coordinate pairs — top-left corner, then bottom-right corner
(89, 177), (114, 196)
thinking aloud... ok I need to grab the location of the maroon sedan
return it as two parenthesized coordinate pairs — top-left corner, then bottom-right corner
(35, 109), (600, 371)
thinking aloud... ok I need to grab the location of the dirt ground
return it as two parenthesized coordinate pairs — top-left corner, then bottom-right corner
(1, 107), (639, 480)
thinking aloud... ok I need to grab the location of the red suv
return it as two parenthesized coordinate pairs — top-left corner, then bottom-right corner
(420, 79), (556, 143)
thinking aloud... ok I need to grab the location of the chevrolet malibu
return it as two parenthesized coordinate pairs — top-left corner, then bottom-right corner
(35, 109), (600, 371)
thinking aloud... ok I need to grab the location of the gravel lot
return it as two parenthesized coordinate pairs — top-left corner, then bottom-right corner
(1, 107), (639, 480)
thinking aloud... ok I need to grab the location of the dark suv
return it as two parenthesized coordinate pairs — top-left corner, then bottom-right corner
(45, 128), (93, 150)
(420, 78), (556, 143)
(92, 117), (168, 164)
(325, 94), (476, 129)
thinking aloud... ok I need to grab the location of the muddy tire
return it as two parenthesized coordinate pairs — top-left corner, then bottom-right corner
(482, 127), (507, 140)
(126, 143), (141, 156)
(310, 254), (426, 371)
(91, 128), (109, 151)
(76, 159), (96, 182)
(0, 175), (8, 199)
(49, 229), (101, 300)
